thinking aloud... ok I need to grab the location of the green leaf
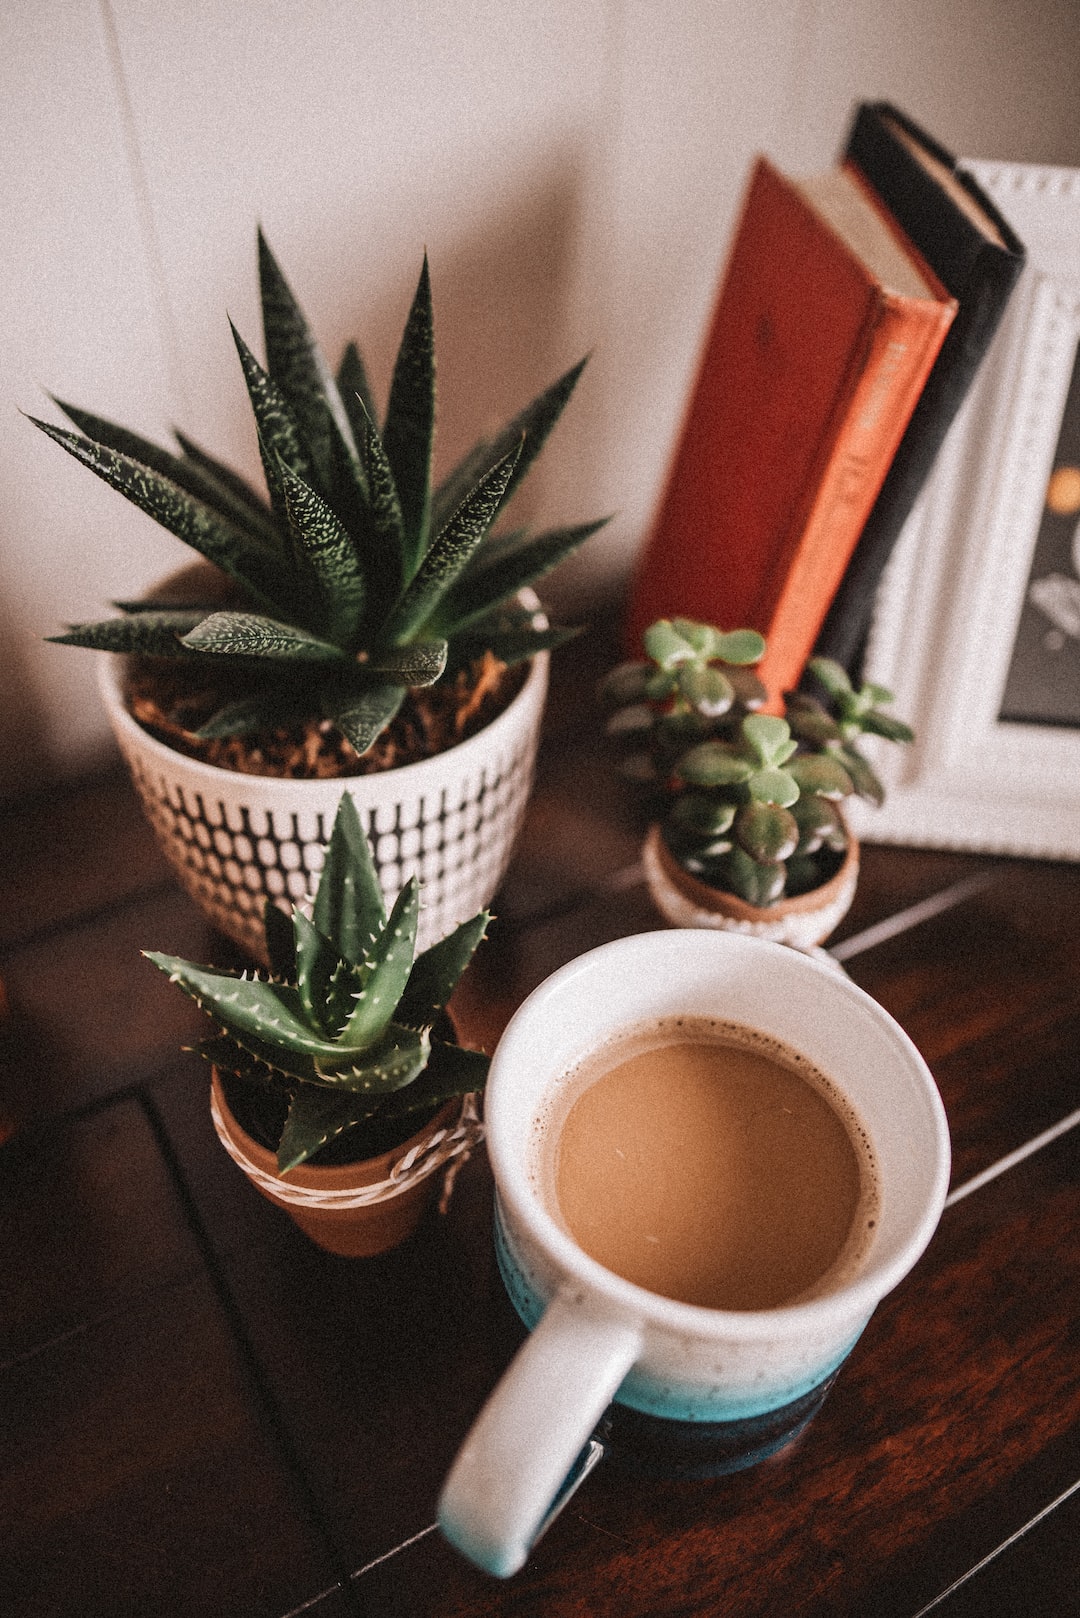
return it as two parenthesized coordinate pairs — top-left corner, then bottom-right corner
(174, 428), (277, 528)
(599, 660), (651, 707)
(144, 953), (333, 1058)
(53, 398), (279, 548)
(366, 639), (448, 686)
(337, 340), (378, 441)
(193, 686), (315, 738)
(292, 909), (345, 1036)
(278, 463), (367, 646)
(313, 1021), (430, 1089)
(263, 899), (298, 980)
(356, 401), (407, 606)
(447, 621), (579, 669)
(644, 619), (697, 668)
(792, 794), (847, 855)
(675, 742), (752, 788)
(311, 792), (385, 962)
(432, 517), (609, 637)
(677, 663), (734, 719)
(48, 609), (208, 657)
(230, 321), (315, 535)
(382, 254), (435, 573)
(835, 743), (885, 807)
(380, 1038), (489, 1117)
(786, 754), (853, 800)
(336, 879), (420, 1050)
(785, 696), (842, 745)
(431, 356), (587, 534)
(276, 1082), (385, 1172)
(709, 628), (766, 665)
(321, 676), (406, 755)
(669, 793), (737, 838)
(181, 611), (346, 661)
(30, 416), (290, 618)
(724, 845), (787, 907)
(397, 911), (490, 1028)
(734, 800), (799, 862)
(747, 767), (799, 807)
(742, 713), (793, 767)
(806, 657), (853, 700)
(383, 444), (520, 646)
(860, 711), (915, 744)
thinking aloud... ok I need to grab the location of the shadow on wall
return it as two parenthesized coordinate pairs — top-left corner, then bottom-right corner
(0, 590), (58, 803)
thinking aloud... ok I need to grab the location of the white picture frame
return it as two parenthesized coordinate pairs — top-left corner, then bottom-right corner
(846, 162), (1080, 861)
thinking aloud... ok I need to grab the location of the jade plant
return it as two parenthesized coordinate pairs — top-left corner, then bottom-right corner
(36, 233), (606, 756)
(145, 793), (490, 1172)
(602, 617), (913, 907)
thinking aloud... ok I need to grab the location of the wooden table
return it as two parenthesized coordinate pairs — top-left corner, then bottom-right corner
(3, 628), (1078, 1616)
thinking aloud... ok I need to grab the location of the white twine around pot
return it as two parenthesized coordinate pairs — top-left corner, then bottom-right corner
(210, 1089), (485, 1211)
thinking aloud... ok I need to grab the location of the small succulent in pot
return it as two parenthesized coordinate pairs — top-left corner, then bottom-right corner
(37, 233), (607, 769)
(145, 793), (490, 1173)
(602, 617), (913, 908)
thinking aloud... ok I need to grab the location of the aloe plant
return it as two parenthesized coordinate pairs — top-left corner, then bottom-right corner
(37, 233), (607, 754)
(145, 793), (490, 1172)
(602, 618), (913, 906)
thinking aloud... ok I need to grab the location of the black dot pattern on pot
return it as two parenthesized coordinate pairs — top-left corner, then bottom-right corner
(121, 744), (534, 961)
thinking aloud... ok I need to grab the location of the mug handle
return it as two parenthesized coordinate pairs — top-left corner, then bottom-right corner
(438, 1287), (643, 1577)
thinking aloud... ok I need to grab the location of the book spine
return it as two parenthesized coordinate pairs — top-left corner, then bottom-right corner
(755, 291), (955, 702)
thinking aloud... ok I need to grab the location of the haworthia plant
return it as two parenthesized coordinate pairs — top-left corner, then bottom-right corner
(38, 234), (608, 754)
(145, 793), (490, 1172)
(601, 621), (913, 907)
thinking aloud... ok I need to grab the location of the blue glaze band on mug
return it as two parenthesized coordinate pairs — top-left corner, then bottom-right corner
(438, 932), (951, 1579)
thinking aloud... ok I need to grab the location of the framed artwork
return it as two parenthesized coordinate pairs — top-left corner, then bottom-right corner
(847, 162), (1080, 860)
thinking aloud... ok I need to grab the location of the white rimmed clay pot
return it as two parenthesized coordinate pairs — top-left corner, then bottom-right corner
(99, 604), (548, 965)
(210, 1071), (483, 1257)
(642, 821), (859, 950)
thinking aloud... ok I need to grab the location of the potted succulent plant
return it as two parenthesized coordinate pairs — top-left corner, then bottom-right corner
(602, 617), (913, 948)
(36, 233), (606, 960)
(146, 792), (491, 1257)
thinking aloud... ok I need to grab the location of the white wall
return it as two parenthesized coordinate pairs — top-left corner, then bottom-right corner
(4, 0), (1080, 797)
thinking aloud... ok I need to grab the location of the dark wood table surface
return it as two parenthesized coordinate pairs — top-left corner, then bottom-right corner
(3, 626), (1079, 1617)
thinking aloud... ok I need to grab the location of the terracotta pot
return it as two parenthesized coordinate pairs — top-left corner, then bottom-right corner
(98, 589), (548, 965)
(642, 821), (859, 951)
(210, 1071), (482, 1257)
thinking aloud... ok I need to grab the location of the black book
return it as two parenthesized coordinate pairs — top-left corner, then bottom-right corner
(812, 101), (1026, 674)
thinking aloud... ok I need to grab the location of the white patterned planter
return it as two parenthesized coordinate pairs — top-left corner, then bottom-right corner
(101, 644), (548, 963)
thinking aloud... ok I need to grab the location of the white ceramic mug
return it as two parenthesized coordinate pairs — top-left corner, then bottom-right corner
(438, 930), (951, 1577)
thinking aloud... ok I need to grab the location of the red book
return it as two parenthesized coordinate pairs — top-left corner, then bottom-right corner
(627, 155), (957, 704)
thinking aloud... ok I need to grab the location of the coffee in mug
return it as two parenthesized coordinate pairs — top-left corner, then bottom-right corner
(541, 1017), (879, 1311)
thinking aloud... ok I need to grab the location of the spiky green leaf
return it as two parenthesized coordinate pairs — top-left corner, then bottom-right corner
(292, 909), (345, 1036)
(263, 899), (297, 980)
(383, 255), (435, 572)
(397, 911), (490, 1029)
(366, 639), (448, 686)
(31, 417), (289, 617)
(311, 791), (386, 961)
(432, 517), (609, 637)
(48, 609), (208, 657)
(279, 463), (366, 646)
(53, 399), (279, 547)
(230, 322), (314, 536)
(181, 611), (346, 661)
(336, 879), (420, 1050)
(447, 620), (578, 669)
(321, 676), (406, 755)
(337, 340), (377, 441)
(174, 428), (276, 526)
(355, 401), (407, 607)
(383, 444), (520, 646)
(431, 356), (587, 532)
(258, 229), (359, 486)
